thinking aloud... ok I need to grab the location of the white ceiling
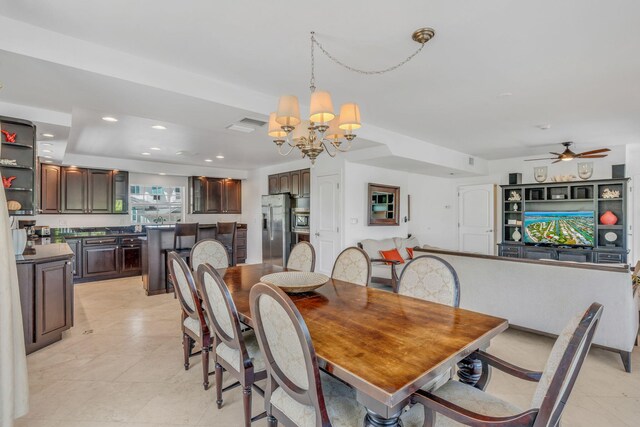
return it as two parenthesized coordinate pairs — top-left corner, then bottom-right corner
(1, 0), (639, 165)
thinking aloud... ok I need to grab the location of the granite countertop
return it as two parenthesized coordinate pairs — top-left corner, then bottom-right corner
(15, 239), (74, 264)
(50, 226), (146, 239)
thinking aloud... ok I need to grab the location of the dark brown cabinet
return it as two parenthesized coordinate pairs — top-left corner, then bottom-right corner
(268, 169), (310, 197)
(87, 169), (113, 213)
(83, 241), (119, 278)
(66, 238), (82, 280)
(61, 167), (88, 213)
(189, 177), (242, 214)
(121, 245), (142, 273)
(40, 164), (128, 214)
(18, 257), (74, 355)
(40, 164), (61, 213)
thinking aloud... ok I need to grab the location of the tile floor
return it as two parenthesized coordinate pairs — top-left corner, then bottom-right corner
(16, 276), (640, 426)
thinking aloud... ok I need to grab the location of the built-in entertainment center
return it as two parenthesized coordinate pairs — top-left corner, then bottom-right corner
(498, 178), (628, 264)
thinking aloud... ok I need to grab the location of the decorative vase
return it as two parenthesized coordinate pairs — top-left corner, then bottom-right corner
(599, 210), (618, 225)
(534, 166), (548, 183)
(577, 162), (593, 180)
(12, 229), (27, 255)
(512, 227), (522, 242)
(513, 203), (519, 212)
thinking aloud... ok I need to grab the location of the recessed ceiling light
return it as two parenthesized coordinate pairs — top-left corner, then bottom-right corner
(44, 160), (52, 163)
(42, 149), (52, 153)
(216, 155), (224, 159)
(205, 159), (213, 162)
(40, 142), (52, 147)
(151, 125), (167, 130)
(159, 173), (166, 175)
(141, 152), (151, 156)
(44, 155), (52, 159)
(42, 133), (55, 138)
(498, 92), (513, 97)
(176, 151), (184, 156)
(536, 124), (552, 130)
(150, 147), (161, 151)
(102, 116), (118, 122)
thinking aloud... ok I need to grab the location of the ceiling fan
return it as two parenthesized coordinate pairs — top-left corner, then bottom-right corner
(525, 142), (611, 164)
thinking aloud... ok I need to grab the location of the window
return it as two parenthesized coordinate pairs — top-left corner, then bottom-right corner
(130, 185), (184, 224)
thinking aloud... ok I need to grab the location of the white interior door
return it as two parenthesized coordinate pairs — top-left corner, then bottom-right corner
(313, 174), (341, 274)
(458, 184), (496, 255)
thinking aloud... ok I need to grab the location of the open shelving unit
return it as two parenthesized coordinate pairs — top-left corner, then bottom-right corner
(1, 116), (36, 216)
(499, 179), (629, 264)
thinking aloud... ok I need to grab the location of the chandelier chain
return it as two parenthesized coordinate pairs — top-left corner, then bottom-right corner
(310, 32), (316, 92)
(310, 32), (426, 76)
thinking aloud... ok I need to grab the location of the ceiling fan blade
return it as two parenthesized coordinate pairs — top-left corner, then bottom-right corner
(525, 158), (558, 161)
(549, 152), (563, 156)
(577, 148), (611, 156)
(552, 159), (563, 164)
(577, 154), (608, 159)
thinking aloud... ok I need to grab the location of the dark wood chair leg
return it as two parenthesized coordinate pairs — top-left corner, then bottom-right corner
(215, 362), (223, 409)
(619, 350), (632, 373)
(182, 334), (190, 370)
(242, 385), (252, 427)
(201, 345), (210, 390)
(267, 415), (278, 427)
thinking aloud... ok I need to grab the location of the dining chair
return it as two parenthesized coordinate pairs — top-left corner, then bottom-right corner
(286, 241), (316, 272)
(249, 282), (421, 426)
(216, 222), (238, 265)
(397, 255), (460, 392)
(166, 251), (212, 390)
(406, 303), (604, 427)
(196, 264), (267, 427)
(165, 222), (199, 295)
(331, 247), (371, 286)
(397, 255), (460, 307)
(190, 239), (230, 271)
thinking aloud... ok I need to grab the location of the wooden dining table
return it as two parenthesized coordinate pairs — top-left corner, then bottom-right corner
(219, 263), (508, 427)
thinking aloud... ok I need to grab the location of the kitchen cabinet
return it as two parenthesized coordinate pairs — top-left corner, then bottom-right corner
(120, 237), (142, 274)
(61, 167), (88, 213)
(268, 169), (310, 197)
(40, 164), (61, 213)
(87, 169), (113, 213)
(189, 177), (242, 214)
(46, 165), (128, 214)
(83, 238), (119, 278)
(66, 238), (83, 280)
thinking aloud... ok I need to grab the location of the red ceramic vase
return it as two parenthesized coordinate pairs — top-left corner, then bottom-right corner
(600, 210), (618, 225)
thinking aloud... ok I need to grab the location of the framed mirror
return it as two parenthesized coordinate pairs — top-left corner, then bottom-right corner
(368, 183), (400, 226)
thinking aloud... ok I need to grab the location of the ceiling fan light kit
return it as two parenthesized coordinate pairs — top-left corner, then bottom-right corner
(269, 28), (434, 164)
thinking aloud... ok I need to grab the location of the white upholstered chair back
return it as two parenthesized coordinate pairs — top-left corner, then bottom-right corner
(168, 252), (197, 312)
(197, 265), (237, 341)
(531, 303), (603, 425)
(250, 282), (330, 425)
(190, 239), (229, 271)
(398, 255), (460, 307)
(331, 247), (371, 286)
(287, 242), (316, 272)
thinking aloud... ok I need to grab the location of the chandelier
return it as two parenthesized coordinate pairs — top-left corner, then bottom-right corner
(268, 28), (435, 164)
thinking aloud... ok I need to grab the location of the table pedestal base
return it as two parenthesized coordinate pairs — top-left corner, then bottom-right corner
(457, 353), (490, 390)
(364, 408), (403, 427)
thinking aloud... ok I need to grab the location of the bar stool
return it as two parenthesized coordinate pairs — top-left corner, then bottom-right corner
(216, 222), (237, 266)
(165, 222), (199, 294)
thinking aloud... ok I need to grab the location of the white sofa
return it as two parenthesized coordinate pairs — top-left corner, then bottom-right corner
(359, 236), (420, 291)
(415, 248), (638, 372)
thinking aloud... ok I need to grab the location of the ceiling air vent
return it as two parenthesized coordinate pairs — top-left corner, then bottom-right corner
(239, 117), (267, 127)
(226, 117), (267, 134)
(468, 157), (475, 166)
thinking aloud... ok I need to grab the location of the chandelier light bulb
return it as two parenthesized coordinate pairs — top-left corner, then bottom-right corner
(275, 95), (301, 127)
(309, 90), (335, 124)
(338, 103), (361, 131)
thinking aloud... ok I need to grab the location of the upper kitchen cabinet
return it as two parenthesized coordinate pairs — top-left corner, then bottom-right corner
(41, 164), (128, 214)
(189, 177), (242, 214)
(1, 116), (36, 216)
(268, 168), (310, 197)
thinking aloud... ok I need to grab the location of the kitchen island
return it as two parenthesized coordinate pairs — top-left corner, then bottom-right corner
(142, 223), (247, 295)
(16, 239), (74, 354)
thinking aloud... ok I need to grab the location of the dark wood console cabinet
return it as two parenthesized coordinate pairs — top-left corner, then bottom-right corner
(499, 179), (629, 264)
(40, 164), (129, 214)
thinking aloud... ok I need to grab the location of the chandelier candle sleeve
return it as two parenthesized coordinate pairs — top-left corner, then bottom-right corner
(276, 95), (301, 127)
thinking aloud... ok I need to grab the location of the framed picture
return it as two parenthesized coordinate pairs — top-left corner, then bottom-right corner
(368, 183), (400, 226)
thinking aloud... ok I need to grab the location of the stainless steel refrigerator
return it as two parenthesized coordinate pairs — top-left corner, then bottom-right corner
(262, 194), (291, 266)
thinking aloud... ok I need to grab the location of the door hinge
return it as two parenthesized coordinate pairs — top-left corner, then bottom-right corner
(337, 183), (340, 189)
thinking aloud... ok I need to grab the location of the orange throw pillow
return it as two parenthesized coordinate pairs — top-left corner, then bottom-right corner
(379, 248), (405, 265)
(406, 247), (414, 259)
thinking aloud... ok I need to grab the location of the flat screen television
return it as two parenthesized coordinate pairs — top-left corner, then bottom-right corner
(523, 211), (595, 247)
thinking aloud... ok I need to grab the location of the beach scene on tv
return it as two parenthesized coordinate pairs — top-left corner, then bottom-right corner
(523, 211), (595, 246)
